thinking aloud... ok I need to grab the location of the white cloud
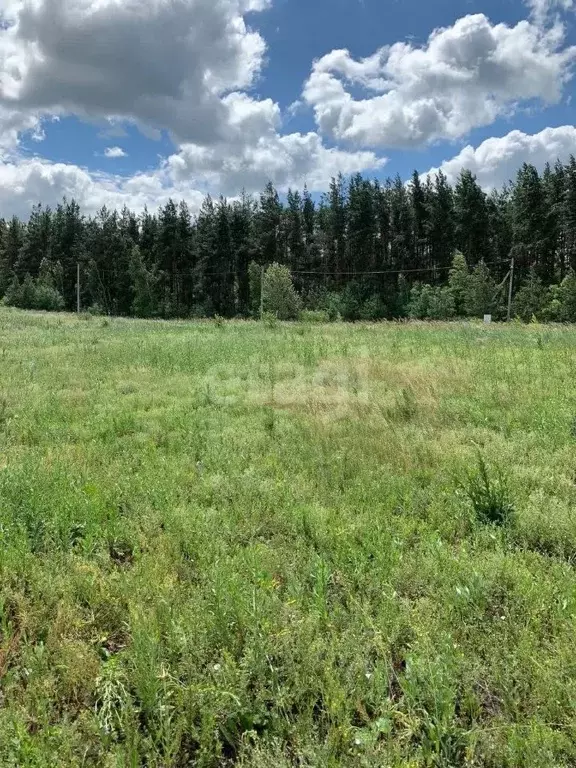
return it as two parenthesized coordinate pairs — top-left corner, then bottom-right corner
(0, 107), (42, 153)
(527, 0), (574, 26)
(0, 0), (269, 144)
(168, 92), (384, 194)
(170, 131), (384, 195)
(0, 0), (385, 211)
(0, 124), (383, 219)
(423, 125), (576, 188)
(0, 154), (206, 218)
(303, 13), (576, 149)
(103, 146), (127, 159)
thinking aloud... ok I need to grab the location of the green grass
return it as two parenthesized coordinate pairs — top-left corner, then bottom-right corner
(1, 308), (576, 767)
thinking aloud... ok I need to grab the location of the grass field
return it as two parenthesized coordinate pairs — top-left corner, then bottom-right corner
(1, 308), (576, 767)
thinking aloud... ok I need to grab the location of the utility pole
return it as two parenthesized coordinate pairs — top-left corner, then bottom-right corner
(260, 265), (265, 319)
(507, 256), (514, 322)
(76, 262), (81, 314)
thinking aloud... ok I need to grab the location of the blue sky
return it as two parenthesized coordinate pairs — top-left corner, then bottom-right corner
(0, 0), (575, 216)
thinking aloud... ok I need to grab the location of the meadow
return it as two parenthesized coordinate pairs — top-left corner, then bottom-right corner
(0, 308), (576, 767)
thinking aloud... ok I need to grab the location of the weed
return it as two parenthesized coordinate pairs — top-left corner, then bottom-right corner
(262, 310), (278, 328)
(465, 455), (514, 526)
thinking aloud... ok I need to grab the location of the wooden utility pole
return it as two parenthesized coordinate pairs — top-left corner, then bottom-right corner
(260, 265), (265, 319)
(507, 257), (514, 322)
(76, 262), (81, 314)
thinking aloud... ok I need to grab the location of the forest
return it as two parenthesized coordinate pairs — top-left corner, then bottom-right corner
(2, 157), (576, 322)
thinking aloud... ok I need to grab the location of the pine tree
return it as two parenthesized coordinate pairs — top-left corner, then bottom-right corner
(193, 195), (217, 315)
(389, 175), (412, 275)
(231, 192), (256, 316)
(563, 156), (576, 274)
(157, 199), (180, 315)
(454, 170), (489, 265)
(301, 186), (323, 301)
(323, 174), (347, 286)
(257, 182), (283, 265)
(426, 171), (455, 276)
(512, 164), (547, 283)
(50, 199), (85, 309)
(286, 189), (306, 293)
(410, 171), (429, 271)
(0, 217), (24, 296)
(211, 197), (235, 316)
(15, 204), (52, 279)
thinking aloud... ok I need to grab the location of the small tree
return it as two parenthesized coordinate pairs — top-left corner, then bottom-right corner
(19, 274), (37, 309)
(4, 276), (23, 307)
(262, 262), (302, 320)
(428, 286), (456, 320)
(513, 268), (546, 322)
(448, 251), (470, 315)
(559, 272), (576, 322)
(408, 283), (455, 320)
(408, 283), (427, 319)
(464, 260), (496, 317)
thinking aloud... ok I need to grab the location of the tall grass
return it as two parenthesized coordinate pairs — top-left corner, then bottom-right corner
(0, 309), (575, 766)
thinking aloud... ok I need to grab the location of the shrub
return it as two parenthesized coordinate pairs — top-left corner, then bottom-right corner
(299, 309), (330, 323)
(4, 273), (65, 312)
(358, 295), (387, 321)
(323, 292), (343, 321)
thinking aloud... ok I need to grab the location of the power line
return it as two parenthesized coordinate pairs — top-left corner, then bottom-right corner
(291, 259), (510, 276)
(88, 259), (510, 280)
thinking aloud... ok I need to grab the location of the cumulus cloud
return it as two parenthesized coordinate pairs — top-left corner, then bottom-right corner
(0, 154), (208, 218)
(103, 146), (127, 159)
(168, 92), (384, 194)
(0, 0), (269, 144)
(303, 14), (576, 149)
(0, 0), (385, 210)
(423, 125), (576, 188)
(0, 136), (382, 219)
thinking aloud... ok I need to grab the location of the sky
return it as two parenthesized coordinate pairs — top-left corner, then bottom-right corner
(0, 0), (575, 217)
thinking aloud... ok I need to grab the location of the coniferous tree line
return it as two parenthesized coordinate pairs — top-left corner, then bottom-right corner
(2, 157), (576, 321)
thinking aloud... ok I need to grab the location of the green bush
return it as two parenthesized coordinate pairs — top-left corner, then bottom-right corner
(33, 281), (65, 311)
(408, 284), (455, 320)
(323, 292), (343, 321)
(298, 309), (330, 323)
